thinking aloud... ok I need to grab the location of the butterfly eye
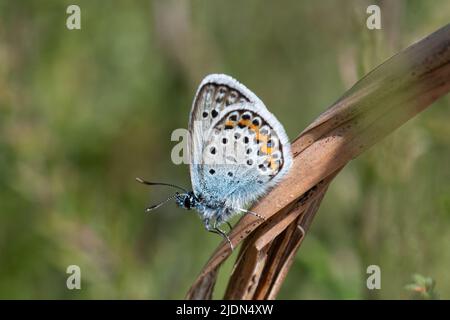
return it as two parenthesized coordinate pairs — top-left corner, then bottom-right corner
(184, 197), (191, 209)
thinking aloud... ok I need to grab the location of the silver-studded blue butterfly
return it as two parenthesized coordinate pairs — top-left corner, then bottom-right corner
(138, 74), (292, 250)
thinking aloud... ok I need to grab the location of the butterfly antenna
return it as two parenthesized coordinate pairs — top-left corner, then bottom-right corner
(145, 193), (179, 212)
(136, 177), (188, 193)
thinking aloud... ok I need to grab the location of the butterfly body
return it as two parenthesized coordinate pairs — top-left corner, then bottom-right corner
(141, 74), (293, 248)
(175, 188), (237, 227)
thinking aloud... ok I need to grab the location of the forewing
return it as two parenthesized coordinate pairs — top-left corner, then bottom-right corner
(188, 74), (267, 195)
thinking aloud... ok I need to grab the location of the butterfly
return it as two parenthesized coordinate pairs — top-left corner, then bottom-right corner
(137, 74), (292, 250)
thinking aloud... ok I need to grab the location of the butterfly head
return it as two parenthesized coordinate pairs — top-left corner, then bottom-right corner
(136, 177), (198, 212)
(175, 191), (198, 210)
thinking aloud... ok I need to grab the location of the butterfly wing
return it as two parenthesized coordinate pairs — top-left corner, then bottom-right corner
(188, 74), (268, 196)
(199, 103), (292, 212)
(188, 74), (292, 219)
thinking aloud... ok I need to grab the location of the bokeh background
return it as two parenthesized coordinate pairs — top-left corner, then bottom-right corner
(0, 0), (449, 299)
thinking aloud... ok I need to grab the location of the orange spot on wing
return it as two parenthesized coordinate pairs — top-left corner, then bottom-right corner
(256, 134), (268, 144)
(238, 119), (251, 127)
(269, 159), (279, 170)
(260, 145), (273, 154)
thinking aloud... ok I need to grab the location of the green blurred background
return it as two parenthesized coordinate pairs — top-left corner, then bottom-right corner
(0, 0), (449, 299)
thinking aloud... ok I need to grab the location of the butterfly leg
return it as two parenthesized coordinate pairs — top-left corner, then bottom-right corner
(203, 218), (234, 251)
(238, 208), (266, 221)
(213, 226), (234, 251)
(225, 221), (233, 233)
(213, 216), (234, 250)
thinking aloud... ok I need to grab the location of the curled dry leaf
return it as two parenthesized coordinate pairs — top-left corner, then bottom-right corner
(186, 24), (450, 300)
